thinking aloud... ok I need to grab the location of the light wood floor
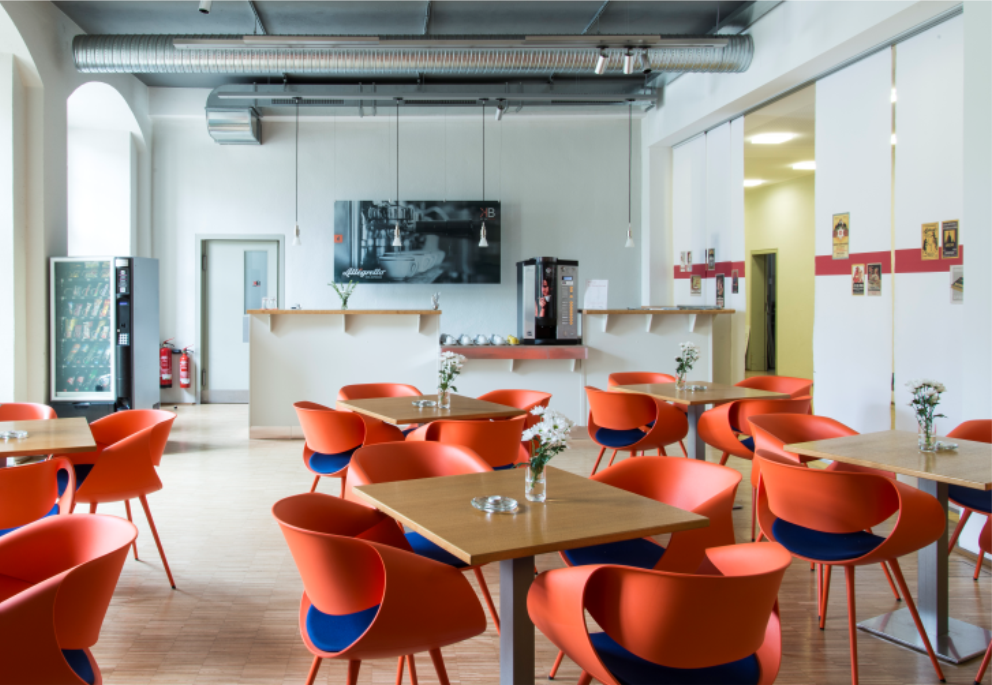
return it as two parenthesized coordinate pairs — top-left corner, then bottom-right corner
(88, 404), (990, 684)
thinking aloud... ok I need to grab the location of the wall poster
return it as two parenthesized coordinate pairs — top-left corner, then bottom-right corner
(679, 252), (687, 272)
(866, 263), (882, 296)
(921, 222), (940, 261)
(731, 269), (739, 294)
(716, 274), (725, 308)
(690, 274), (702, 295)
(852, 263), (865, 296)
(832, 213), (850, 259)
(706, 249), (715, 271)
(950, 265), (963, 303)
(941, 220), (959, 259)
(686, 251), (693, 271)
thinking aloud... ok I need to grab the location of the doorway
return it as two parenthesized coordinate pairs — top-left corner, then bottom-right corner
(748, 252), (777, 372)
(200, 239), (281, 404)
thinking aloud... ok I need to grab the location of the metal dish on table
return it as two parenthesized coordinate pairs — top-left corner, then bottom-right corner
(471, 495), (519, 514)
(412, 399), (437, 408)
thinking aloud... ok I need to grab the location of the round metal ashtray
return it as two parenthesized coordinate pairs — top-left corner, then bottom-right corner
(471, 495), (519, 514)
(0, 430), (28, 440)
(412, 399), (437, 408)
(686, 385), (708, 392)
(935, 441), (958, 451)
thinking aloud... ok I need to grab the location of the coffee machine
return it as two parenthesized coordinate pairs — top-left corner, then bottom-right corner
(516, 257), (579, 345)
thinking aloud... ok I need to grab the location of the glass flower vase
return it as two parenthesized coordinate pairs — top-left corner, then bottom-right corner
(675, 376), (686, 391)
(918, 420), (937, 452)
(437, 387), (451, 409)
(525, 464), (546, 503)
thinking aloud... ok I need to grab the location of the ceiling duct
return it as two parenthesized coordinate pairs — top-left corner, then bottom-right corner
(205, 108), (261, 144)
(72, 34), (753, 77)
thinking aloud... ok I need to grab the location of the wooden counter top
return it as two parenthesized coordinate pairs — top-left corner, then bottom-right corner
(581, 308), (735, 315)
(247, 309), (440, 315)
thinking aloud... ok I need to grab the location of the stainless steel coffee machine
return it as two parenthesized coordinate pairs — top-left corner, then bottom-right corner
(516, 257), (580, 345)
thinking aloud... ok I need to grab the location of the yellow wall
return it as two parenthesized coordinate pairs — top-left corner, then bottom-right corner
(744, 174), (815, 380)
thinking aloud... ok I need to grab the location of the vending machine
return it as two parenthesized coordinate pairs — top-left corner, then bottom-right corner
(50, 257), (160, 420)
(516, 257), (580, 345)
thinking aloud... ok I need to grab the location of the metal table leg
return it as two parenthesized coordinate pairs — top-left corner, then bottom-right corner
(686, 404), (706, 461)
(858, 480), (991, 663)
(500, 555), (535, 685)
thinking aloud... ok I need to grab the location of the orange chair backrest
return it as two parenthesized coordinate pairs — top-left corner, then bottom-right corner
(0, 457), (75, 529)
(749, 414), (856, 463)
(477, 390), (552, 432)
(583, 542), (791, 670)
(585, 386), (657, 431)
(732, 397), (812, 436)
(76, 426), (164, 502)
(338, 383), (422, 402)
(592, 456), (740, 514)
(0, 402), (57, 421)
(421, 416), (526, 469)
(948, 419), (992, 444)
(735, 375), (813, 399)
(91, 409), (176, 466)
(294, 401), (367, 454)
(347, 441), (491, 500)
(607, 372), (677, 387)
(756, 451), (899, 534)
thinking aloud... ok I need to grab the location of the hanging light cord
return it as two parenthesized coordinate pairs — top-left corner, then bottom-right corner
(628, 101), (632, 225)
(396, 100), (399, 206)
(295, 99), (299, 224)
(481, 101), (485, 202)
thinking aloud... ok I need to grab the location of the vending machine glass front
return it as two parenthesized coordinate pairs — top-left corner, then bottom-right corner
(52, 259), (115, 400)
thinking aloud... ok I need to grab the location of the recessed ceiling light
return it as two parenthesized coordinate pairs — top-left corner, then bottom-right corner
(891, 133), (897, 146)
(891, 88), (897, 103)
(743, 179), (765, 187)
(751, 133), (795, 145)
(792, 161), (816, 170)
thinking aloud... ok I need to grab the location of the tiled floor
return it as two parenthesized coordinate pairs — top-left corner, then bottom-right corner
(87, 404), (990, 684)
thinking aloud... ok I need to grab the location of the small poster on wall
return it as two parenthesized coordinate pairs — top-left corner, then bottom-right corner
(942, 220), (959, 259)
(950, 265), (963, 303)
(707, 249), (716, 270)
(679, 252), (686, 272)
(852, 264), (865, 296)
(921, 222), (940, 260)
(690, 274), (702, 295)
(866, 263), (882, 296)
(716, 274), (726, 308)
(832, 213), (850, 260)
(731, 269), (739, 294)
(686, 251), (693, 271)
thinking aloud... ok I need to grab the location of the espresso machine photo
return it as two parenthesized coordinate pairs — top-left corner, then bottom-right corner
(516, 257), (579, 345)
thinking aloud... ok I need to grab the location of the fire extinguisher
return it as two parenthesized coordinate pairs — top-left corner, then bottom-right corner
(160, 339), (175, 388)
(179, 347), (192, 389)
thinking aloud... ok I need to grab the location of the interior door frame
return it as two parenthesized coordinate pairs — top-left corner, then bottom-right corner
(748, 248), (778, 372)
(194, 234), (285, 405)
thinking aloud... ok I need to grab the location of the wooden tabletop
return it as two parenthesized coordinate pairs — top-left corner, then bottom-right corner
(612, 381), (790, 406)
(0, 418), (96, 457)
(786, 430), (992, 490)
(353, 466), (709, 566)
(337, 394), (527, 425)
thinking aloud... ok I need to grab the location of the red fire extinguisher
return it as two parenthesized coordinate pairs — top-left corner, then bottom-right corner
(179, 347), (192, 389)
(160, 339), (175, 388)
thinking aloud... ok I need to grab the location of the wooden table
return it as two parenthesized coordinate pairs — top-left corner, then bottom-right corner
(337, 393), (526, 425)
(354, 466), (709, 685)
(787, 430), (992, 664)
(0, 417), (96, 467)
(613, 381), (790, 460)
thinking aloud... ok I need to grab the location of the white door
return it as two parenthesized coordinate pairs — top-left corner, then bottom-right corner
(202, 240), (278, 403)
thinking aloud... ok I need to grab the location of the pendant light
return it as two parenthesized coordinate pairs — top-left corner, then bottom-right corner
(479, 101), (489, 248)
(392, 99), (403, 247)
(625, 101), (634, 248)
(292, 98), (301, 246)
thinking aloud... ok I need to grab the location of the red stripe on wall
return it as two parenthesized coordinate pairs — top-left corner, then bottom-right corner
(673, 260), (746, 280)
(895, 246), (964, 272)
(815, 246), (964, 275)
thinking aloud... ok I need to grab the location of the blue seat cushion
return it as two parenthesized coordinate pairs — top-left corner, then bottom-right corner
(62, 649), (95, 685)
(563, 538), (665, 570)
(308, 447), (358, 475)
(493, 463), (517, 471)
(949, 485), (992, 514)
(590, 632), (760, 685)
(56, 464), (94, 498)
(0, 503), (59, 538)
(740, 435), (755, 452)
(595, 427), (646, 449)
(406, 531), (468, 569)
(772, 518), (884, 562)
(306, 603), (379, 654)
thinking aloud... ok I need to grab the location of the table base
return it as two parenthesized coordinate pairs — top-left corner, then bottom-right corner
(858, 608), (991, 664)
(500, 555), (535, 685)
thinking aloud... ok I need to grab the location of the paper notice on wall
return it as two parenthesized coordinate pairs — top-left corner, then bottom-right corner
(716, 274), (725, 308)
(852, 264), (865, 296)
(922, 222), (940, 260)
(866, 263), (882, 296)
(690, 275), (702, 295)
(950, 266), (963, 304)
(680, 252), (686, 272)
(942, 220), (959, 259)
(584, 280), (609, 310)
(731, 269), (739, 294)
(832, 213), (850, 259)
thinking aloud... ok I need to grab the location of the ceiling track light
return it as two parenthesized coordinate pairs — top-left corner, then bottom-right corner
(625, 101), (634, 249)
(292, 98), (301, 246)
(495, 100), (506, 121)
(622, 50), (634, 75)
(479, 101), (489, 248)
(198, 0), (212, 15)
(393, 99), (403, 247)
(634, 49), (648, 73)
(594, 49), (609, 75)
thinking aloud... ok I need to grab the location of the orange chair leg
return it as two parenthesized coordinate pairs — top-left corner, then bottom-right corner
(305, 656), (322, 685)
(820, 565), (832, 630)
(948, 509), (972, 552)
(816, 564), (822, 619)
(751, 488), (757, 542)
(138, 494), (176, 589)
(429, 648), (450, 685)
(888, 558), (946, 683)
(976, 642), (991, 683)
(310, 475), (320, 493)
(606, 449), (619, 468)
(975, 550), (986, 581)
(340, 477), (346, 498)
(407, 654), (419, 685)
(347, 660), (362, 685)
(719, 451), (729, 466)
(124, 500), (139, 560)
(70, 501), (76, 514)
(880, 561), (901, 600)
(659, 445), (667, 456)
(395, 655), (405, 685)
(844, 566), (859, 685)
(679, 440), (688, 458)
(473, 567), (501, 635)
(549, 649), (565, 679)
(89, 502), (98, 514)
(578, 672), (593, 685)
(589, 447), (606, 476)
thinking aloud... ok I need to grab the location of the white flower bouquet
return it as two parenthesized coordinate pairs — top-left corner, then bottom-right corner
(437, 351), (466, 408)
(521, 407), (574, 502)
(675, 342), (700, 389)
(906, 378), (945, 451)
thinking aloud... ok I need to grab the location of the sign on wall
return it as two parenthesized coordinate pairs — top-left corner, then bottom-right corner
(921, 222), (940, 261)
(832, 213), (850, 259)
(941, 220), (959, 259)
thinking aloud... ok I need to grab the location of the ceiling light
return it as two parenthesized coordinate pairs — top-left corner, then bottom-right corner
(594, 49), (608, 75)
(198, 0), (211, 14)
(891, 133), (897, 146)
(625, 102), (634, 249)
(751, 133), (795, 145)
(495, 100), (506, 121)
(792, 161), (816, 171)
(622, 50), (634, 75)
(743, 179), (765, 188)
(891, 87), (897, 103)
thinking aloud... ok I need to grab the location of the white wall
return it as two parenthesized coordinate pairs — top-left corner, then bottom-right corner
(67, 128), (136, 256)
(0, 52), (26, 399)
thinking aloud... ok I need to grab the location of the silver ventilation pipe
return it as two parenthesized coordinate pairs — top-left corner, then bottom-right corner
(72, 34), (753, 76)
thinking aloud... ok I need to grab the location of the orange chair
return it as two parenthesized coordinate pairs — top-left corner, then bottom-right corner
(586, 386), (689, 475)
(0, 457), (75, 538)
(477, 389), (552, 463)
(755, 450), (946, 684)
(946, 420), (992, 555)
(294, 401), (403, 496)
(736, 375), (813, 399)
(272, 492), (486, 685)
(0, 514), (137, 685)
(338, 383), (423, 436)
(405, 415), (526, 470)
(530, 542), (791, 685)
(697, 397), (812, 469)
(0, 402), (57, 421)
(974, 518), (991, 684)
(56, 408), (175, 469)
(345, 441), (502, 633)
(69, 425), (177, 589)
(608, 373), (690, 454)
